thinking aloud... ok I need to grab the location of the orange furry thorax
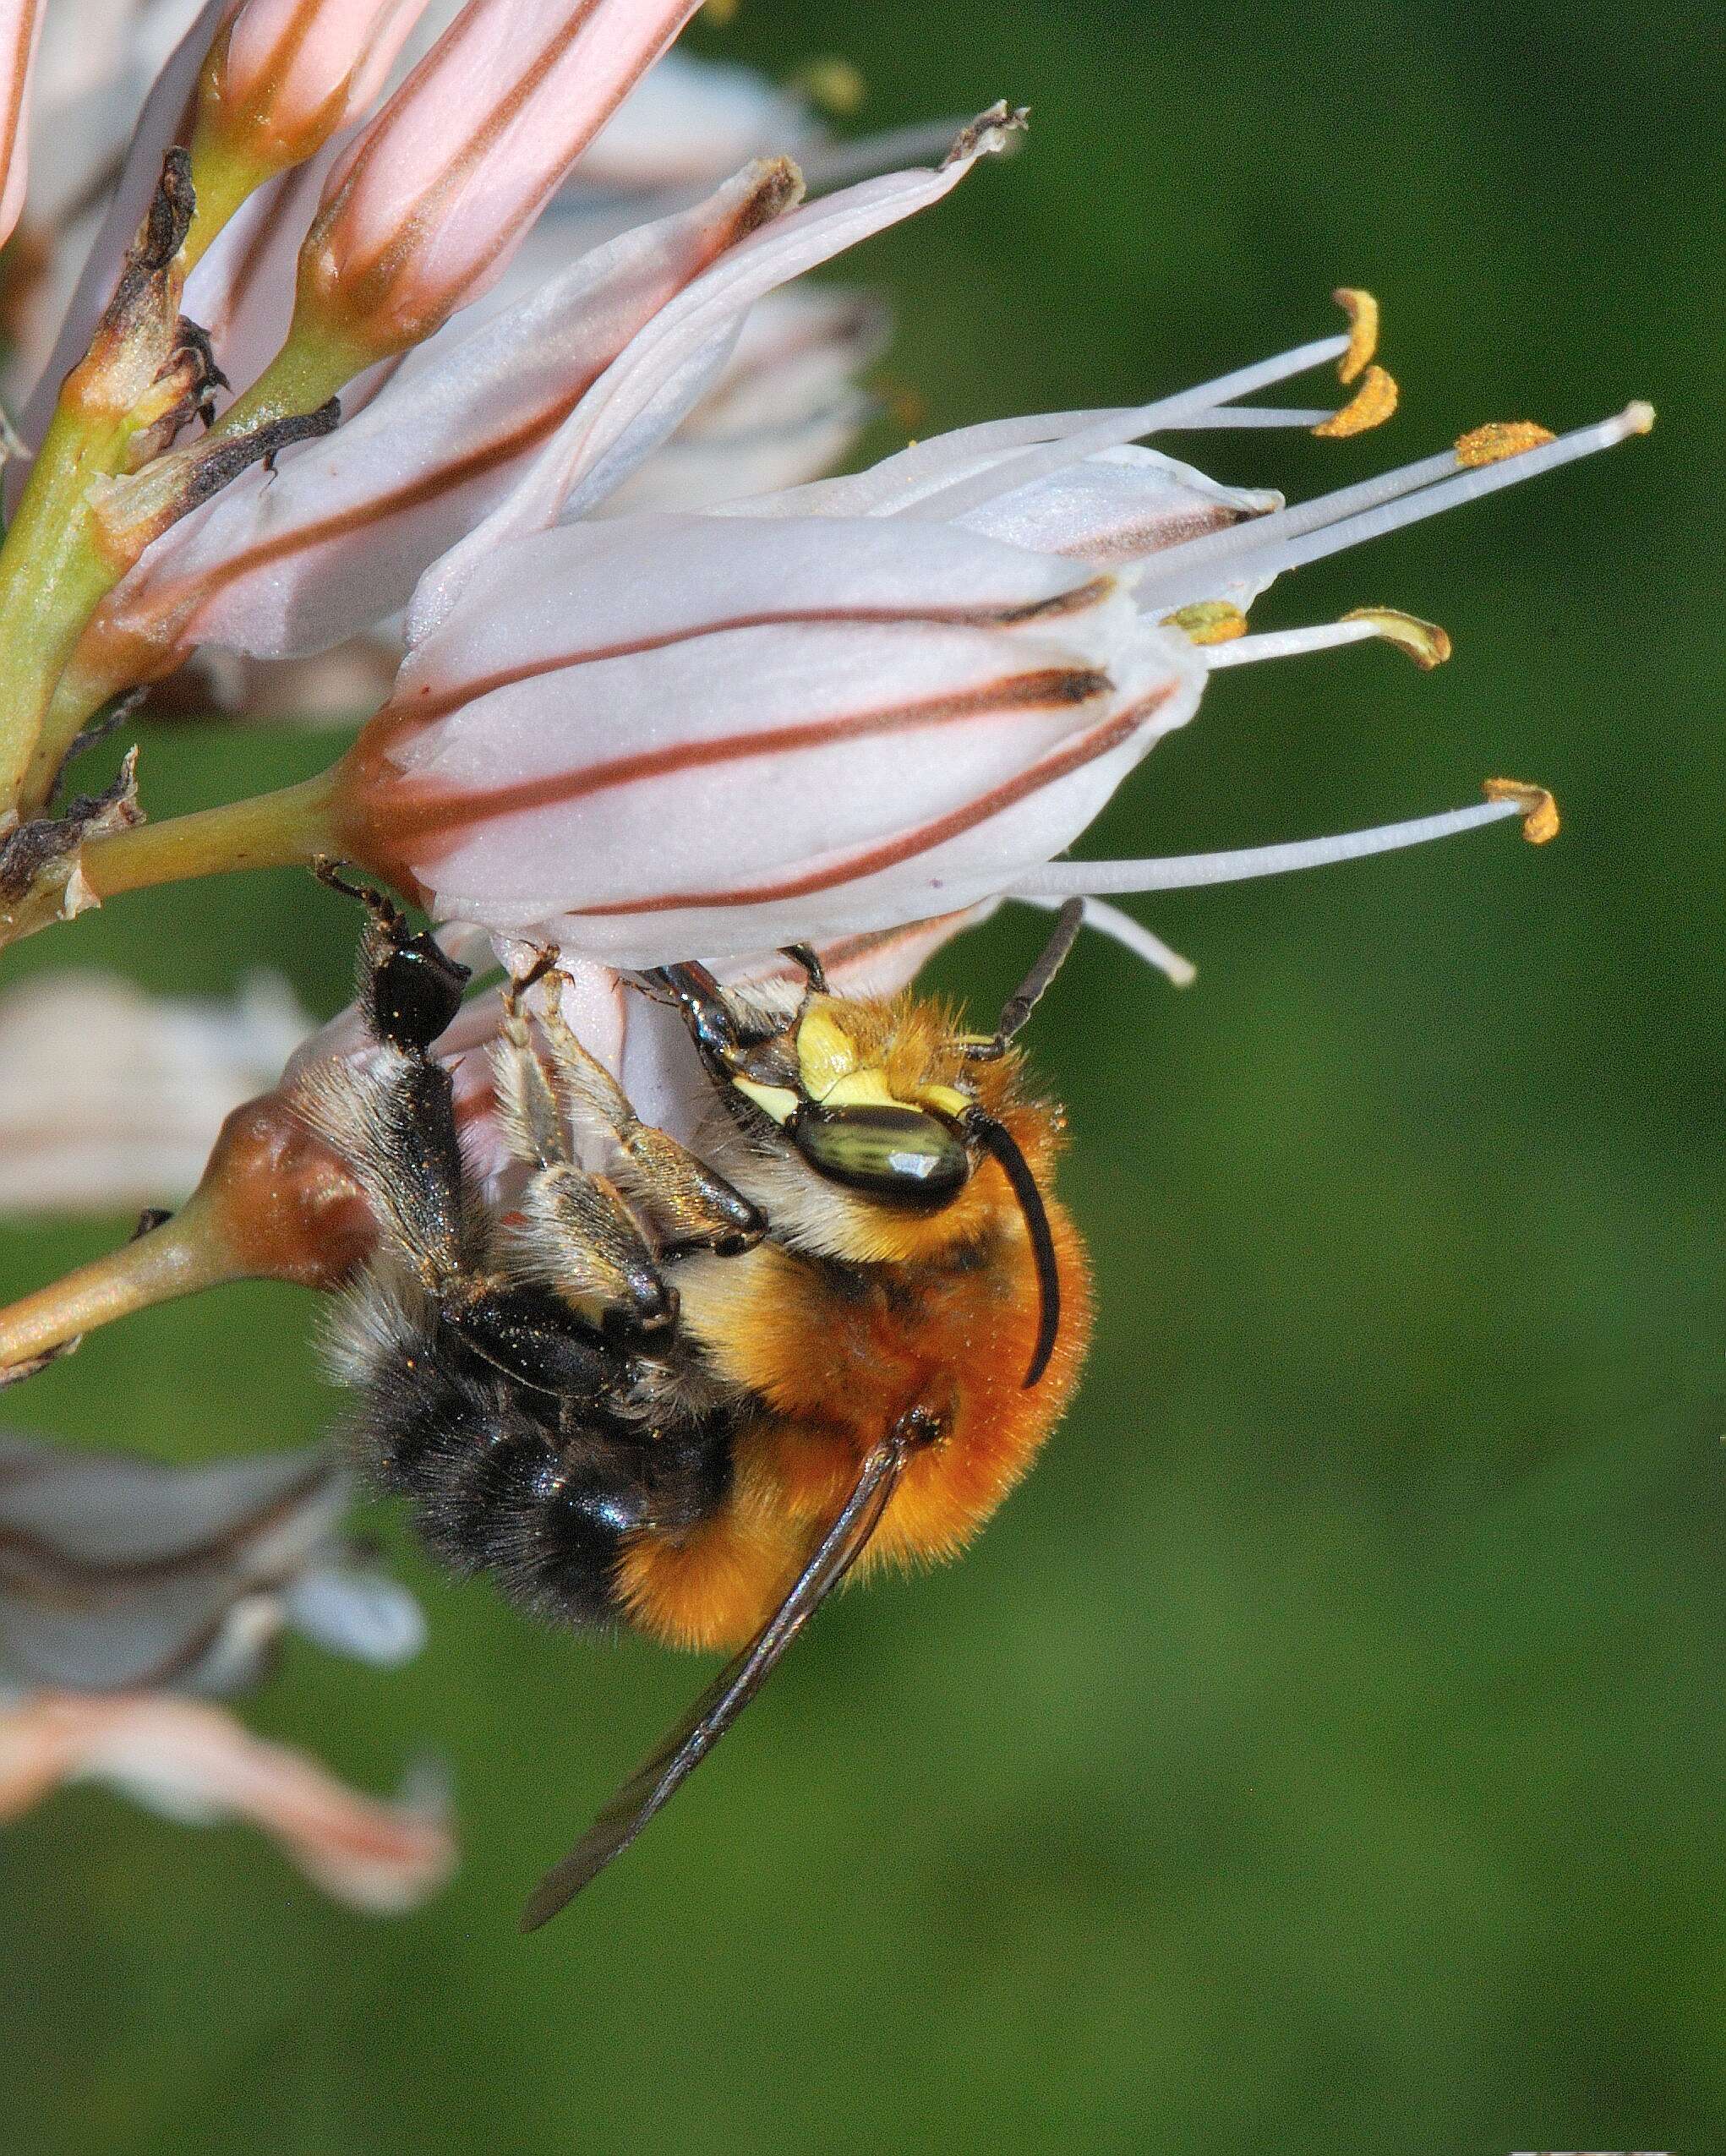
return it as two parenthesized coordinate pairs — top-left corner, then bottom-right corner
(620, 1019), (1094, 1651)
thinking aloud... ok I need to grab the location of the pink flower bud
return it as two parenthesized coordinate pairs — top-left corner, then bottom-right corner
(205, 0), (432, 168)
(299, 0), (704, 351)
(0, 0), (46, 250)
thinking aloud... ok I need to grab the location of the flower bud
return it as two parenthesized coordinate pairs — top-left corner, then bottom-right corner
(191, 0), (433, 210)
(295, 0), (704, 356)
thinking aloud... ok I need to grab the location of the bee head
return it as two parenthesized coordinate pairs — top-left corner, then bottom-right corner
(648, 912), (1087, 1389)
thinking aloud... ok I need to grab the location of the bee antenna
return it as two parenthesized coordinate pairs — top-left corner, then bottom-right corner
(968, 1111), (1062, 1389)
(974, 898), (1085, 1058)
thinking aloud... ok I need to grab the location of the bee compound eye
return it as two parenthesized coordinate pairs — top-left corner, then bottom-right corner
(370, 936), (471, 1053)
(791, 1105), (970, 1207)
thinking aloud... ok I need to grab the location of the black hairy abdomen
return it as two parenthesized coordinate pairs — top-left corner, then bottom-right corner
(350, 1324), (735, 1629)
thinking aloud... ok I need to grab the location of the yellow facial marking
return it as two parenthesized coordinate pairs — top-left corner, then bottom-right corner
(822, 1067), (901, 1113)
(920, 1083), (974, 1121)
(1484, 777), (1560, 844)
(1161, 598), (1248, 645)
(795, 1006), (858, 1100)
(1341, 607), (1453, 669)
(1314, 363), (1399, 438)
(1455, 420), (1558, 468)
(1331, 287), (1380, 385)
(733, 1077), (800, 1125)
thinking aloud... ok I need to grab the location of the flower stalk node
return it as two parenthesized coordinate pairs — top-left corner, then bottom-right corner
(1483, 777), (1560, 843)
(0, 746), (141, 947)
(91, 396), (344, 564)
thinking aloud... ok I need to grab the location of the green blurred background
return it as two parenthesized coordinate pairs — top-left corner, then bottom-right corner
(3, 1), (1722, 2148)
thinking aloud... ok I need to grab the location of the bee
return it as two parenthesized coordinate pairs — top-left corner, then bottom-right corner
(296, 880), (1092, 1929)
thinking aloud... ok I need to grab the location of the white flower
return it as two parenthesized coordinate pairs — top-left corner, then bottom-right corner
(0, 969), (311, 1212)
(0, 1430), (449, 1913)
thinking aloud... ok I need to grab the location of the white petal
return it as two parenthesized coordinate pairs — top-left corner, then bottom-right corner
(0, 1693), (456, 1913)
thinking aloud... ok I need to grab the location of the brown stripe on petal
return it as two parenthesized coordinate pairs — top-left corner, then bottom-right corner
(563, 679), (1182, 918)
(0, 1455), (335, 1597)
(0, 1), (37, 201)
(391, 576), (1118, 729)
(345, 668), (1116, 878)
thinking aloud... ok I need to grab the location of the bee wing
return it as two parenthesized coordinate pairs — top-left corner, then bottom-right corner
(521, 1428), (910, 1930)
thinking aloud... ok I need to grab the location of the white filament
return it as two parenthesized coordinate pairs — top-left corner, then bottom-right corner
(1133, 448), (1462, 601)
(1154, 406), (1652, 603)
(1200, 620), (1383, 669)
(1013, 798), (1527, 898)
(1015, 893), (1196, 989)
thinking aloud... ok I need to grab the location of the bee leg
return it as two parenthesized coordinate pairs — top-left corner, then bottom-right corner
(537, 968), (765, 1259)
(512, 1164), (680, 1341)
(487, 987), (680, 1340)
(313, 857), (472, 1056)
(303, 885), (617, 1397)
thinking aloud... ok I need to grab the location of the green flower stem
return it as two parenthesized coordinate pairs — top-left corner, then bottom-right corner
(0, 401), (139, 811)
(210, 320), (371, 442)
(0, 1185), (250, 1376)
(79, 764), (346, 902)
(20, 663), (116, 814)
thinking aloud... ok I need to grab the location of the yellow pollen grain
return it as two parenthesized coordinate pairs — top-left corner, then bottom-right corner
(1331, 288), (1380, 384)
(791, 57), (867, 116)
(1313, 364), (1399, 438)
(1161, 598), (1248, 646)
(1341, 607), (1453, 669)
(1484, 777), (1560, 845)
(1455, 420), (1556, 468)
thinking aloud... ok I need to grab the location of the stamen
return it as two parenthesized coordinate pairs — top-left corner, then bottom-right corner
(893, 330), (1353, 526)
(1147, 403), (1653, 601)
(1483, 777), (1560, 843)
(1456, 421), (1557, 467)
(1332, 288), (1380, 385)
(1312, 363), (1399, 438)
(1017, 894), (1196, 989)
(1341, 608), (1452, 668)
(789, 57), (867, 116)
(1161, 600), (1248, 645)
(1012, 788), (1546, 898)
(1199, 607), (1450, 669)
